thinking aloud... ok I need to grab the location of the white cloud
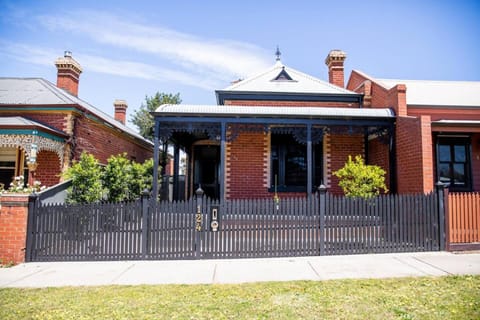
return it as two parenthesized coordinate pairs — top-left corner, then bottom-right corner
(0, 42), (224, 90)
(37, 10), (272, 81)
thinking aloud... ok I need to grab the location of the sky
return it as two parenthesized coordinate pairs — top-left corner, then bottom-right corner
(0, 0), (479, 128)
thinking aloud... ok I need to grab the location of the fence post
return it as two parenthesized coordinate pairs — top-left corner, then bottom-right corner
(318, 185), (327, 256)
(25, 193), (38, 262)
(195, 186), (204, 258)
(435, 182), (446, 251)
(141, 189), (150, 259)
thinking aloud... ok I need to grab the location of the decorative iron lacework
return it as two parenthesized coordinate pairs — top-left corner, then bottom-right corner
(270, 126), (325, 144)
(0, 134), (65, 166)
(367, 126), (392, 145)
(158, 122), (221, 141)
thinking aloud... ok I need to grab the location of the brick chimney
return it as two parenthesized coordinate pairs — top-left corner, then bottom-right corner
(55, 51), (82, 96)
(113, 99), (128, 125)
(325, 49), (347, 88)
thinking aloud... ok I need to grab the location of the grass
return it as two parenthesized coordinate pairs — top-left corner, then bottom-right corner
(1, 275), (479, 319)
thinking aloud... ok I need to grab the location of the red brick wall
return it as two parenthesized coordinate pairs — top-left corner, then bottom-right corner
(72, 116), (152, 164)
(223, 100), (359, 108)
(396, 116), (433, 194)
(328, 134), (364, 195)
(368, 138), (391, 192)
(35, 150), (61, 187)
(0, 195), (28, 264)
(226, 131), (270, 199)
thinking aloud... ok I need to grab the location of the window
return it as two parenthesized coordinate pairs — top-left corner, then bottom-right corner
(270, 133), (322, 192)
(0, 148), (27, 188)
(436, 137), (471, 191)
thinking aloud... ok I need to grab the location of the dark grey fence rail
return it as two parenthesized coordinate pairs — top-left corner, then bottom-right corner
(26, 185), (446, 262)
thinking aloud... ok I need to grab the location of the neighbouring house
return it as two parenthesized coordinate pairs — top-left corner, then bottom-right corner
(347, 70), (480, 194)
(0, 52), (153, 189)
(152, 49), (480, 200)
(152, 50), (395, 200)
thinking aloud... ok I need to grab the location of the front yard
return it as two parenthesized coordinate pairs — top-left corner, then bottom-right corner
(1, 275), (479, 319)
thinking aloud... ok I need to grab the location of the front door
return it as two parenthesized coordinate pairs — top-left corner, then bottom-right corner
(193, 145), (220, 199)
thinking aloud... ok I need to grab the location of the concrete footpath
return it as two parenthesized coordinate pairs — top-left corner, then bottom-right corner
(1, 252), (479, 288)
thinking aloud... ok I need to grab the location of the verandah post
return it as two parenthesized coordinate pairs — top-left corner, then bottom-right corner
(436, 181), (446, 251)
(141, 189), (150, 259)
(25, 193), (39, 262)
(195, 186), (205, 258)
(318, 185), (327, 255)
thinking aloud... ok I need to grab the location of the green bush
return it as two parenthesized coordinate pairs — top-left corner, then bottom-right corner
(63, 153), (104, 204)
(333, 155), (388, 199)
(104, 154), (154, 202)
(63, 152), (156, 204)
(103, 153), (133, 202)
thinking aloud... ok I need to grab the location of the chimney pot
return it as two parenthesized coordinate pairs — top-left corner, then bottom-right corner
(325, 49), (347, 88)
(114, 99), (128, 125)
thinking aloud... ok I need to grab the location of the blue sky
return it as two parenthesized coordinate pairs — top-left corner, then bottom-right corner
(1, 0), (479, 125)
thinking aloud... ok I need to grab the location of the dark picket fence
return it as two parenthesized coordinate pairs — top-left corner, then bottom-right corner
(25, 186), (446, 262)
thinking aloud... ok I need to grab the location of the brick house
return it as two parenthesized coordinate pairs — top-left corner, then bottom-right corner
(347, 70), (480, 193)
(0, 52), (153, 189)
(152, 50), (395, 200)
(153, 49), (479, 200)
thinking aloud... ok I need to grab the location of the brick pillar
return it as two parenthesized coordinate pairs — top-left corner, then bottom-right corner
(388, 84), (407, 116)
(396, 116), (433, 194)
(0, 194), (29, 264)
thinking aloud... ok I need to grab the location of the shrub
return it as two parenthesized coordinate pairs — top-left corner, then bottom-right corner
(333, 155), (388, 199)
(104, 153), (133, 202)
(63, 153), (104, 204)
(64, 152), (157, 204)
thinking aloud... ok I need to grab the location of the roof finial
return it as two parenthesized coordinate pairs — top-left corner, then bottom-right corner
(275, 45), (281, 61)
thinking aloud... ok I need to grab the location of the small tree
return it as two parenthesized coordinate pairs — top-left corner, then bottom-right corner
(131, 92), (181, 141)
(63, 153), (104, 204)
(333, 155), (388, 199)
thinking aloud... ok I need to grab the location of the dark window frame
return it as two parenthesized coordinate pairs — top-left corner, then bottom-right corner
(269, 133), (322, 193)
(436, 136), (472, 192)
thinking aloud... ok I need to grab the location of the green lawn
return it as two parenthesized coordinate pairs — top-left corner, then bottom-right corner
(1, 276), (479, 319)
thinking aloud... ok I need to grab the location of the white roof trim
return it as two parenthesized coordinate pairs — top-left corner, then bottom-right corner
(154, 104), (394, 118)
(432, 120), (480, 126)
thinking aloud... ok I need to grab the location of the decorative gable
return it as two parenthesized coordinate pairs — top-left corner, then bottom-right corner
(272, 67), (295, 82)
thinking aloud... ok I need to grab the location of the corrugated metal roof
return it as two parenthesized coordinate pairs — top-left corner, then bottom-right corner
(0, 78), (152, 145)
(377, 78), (480, 107)
(217, 61), (358, 95)
(154, 104), (394, 118)
(0, 116), (67, 136)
